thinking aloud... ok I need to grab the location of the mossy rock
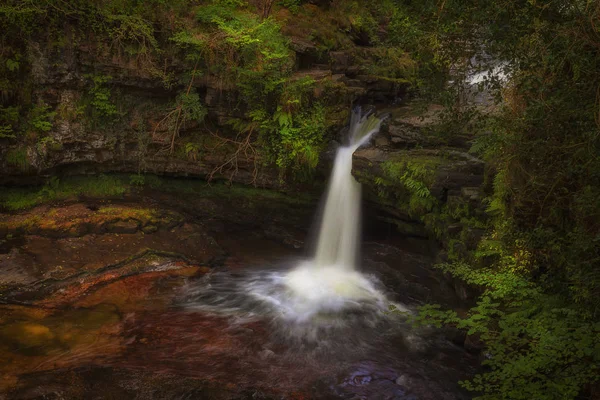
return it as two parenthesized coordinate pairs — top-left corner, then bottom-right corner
(105, 220), (140, 234)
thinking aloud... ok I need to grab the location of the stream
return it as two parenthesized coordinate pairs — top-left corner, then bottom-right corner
(0, 179), (477, 399)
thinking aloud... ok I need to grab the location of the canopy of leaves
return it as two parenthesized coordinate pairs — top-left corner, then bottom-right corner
(400, 0), (600, 399)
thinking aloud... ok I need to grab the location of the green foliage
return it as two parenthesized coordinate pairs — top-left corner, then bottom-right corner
(0, 101), (56, 139)
(186, 2), (330, 178)
(214, 13), (293, 99)
(102, 13), (159, 58)
(86, 74), (119, 119)
(184, 142), (201, 161)
(154, 88), (207, 154)
(129, 174), (145, 186)
(5, 147), (29, 170)
(2, 2), (598, 398)
(381, 1), (600, 398)
(176, 90), (207, 124)
(272, 102), (325, 176)
(414, 261), (600, 400)
(27, 101), (55, 134)
(5, 53), (20, 72)
(0, 0), (424, 181)
(39, 176), (61, 199)
(375, 157), (441, 218)
(0, 106), (19, 138)
(0, 175), (128, 211)
(36, 136), (62, 153)
(383, 2), (461, 96)
(463, 0), (600, 310)
(428, 104), (485, 144)
(366, 47), (416, 83)
(278, 0), (302, 14)
(170, 30), (207, 63)
(235, 76), (327, 179)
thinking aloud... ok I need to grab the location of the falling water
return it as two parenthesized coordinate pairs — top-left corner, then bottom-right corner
(281, 108), (388, 319)
(173, 109), (468, 400)
(314, 108), (384, 269)
(183, 108), (399, 331)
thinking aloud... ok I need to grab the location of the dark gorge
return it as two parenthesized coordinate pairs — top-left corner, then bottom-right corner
(0, 1), (599, 399)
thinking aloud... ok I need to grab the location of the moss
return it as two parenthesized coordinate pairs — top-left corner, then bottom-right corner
(97, 205), (183, 228)
(0, 202), (184, 238)
(0, 173), (315, 213)
(156, 177), (316, 207)
(5, 147), (30, 171)
(0, 175), (129, 211)
(0, 191), (41, 211)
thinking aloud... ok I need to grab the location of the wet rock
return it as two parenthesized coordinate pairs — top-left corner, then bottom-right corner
(1, 322), (55, 350)
(353, 148), (485, 240)
(330, 51), (350, 73)
(464, 334), (484, 353)
(447, 223), (463, 235)
(374, 135), (391, 147)
(105, 220), (139, 234)
(259, 349), (275, 359)
(461, 186), (481, 202)
(141, 224), (158, 234)
(292, 69), (331, 81)
(388, 123), (424, 148)
(393, 218), (429, 238)
(464, 227), (486, 249)
(395, 374), (411, 388)
(290, 37), (317, 54)
(393, 104), (444, 128)
(0, 204), (186, 240)
(0, 247), (39, 285)
(67, 223), (90, 237)
(432, 152), (485, 198)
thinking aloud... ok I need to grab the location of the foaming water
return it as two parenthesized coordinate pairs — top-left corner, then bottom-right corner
(284, 262), (386, 320)
(181, 263), (410, 355)
(182, 108), (395, 346)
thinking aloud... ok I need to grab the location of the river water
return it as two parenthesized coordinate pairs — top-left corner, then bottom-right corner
(0, 124), (477, 398)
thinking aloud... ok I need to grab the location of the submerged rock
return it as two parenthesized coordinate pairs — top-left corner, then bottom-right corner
(1, 322), (55, 350)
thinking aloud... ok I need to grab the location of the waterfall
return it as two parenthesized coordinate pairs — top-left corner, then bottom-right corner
(183, 108), (393, 325)
(314, 108), (383, 269)
(275, 108), (386, 319)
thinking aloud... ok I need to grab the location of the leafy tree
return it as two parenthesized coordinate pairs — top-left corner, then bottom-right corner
(395, 0), (600, 398)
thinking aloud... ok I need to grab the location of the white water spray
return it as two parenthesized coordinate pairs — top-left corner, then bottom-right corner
(183, 108), (401, 330)
(281, 109), (386, 317)
(314, 108), (383, 269)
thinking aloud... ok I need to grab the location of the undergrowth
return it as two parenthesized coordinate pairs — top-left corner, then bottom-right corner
(0, 174), (314, 212)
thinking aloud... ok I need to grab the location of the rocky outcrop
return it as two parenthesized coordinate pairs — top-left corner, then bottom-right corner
(1, 33), (487, 272)
(354, 147), (484, 197)
(346, 99), (486, 239)
(1, 34), (411, 188)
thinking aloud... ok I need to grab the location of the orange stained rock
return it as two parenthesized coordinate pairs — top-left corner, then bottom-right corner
(0, 304), (124, 393)
(75, 267), (201, 310)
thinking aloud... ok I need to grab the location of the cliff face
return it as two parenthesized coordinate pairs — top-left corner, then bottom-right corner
(0, 2), (486, 249)
(0, 14), (408, 186)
